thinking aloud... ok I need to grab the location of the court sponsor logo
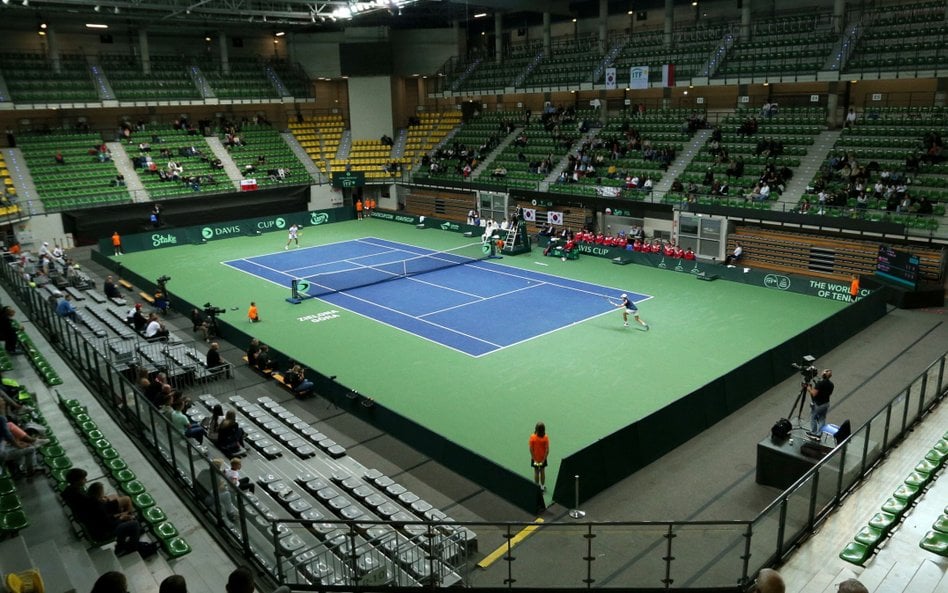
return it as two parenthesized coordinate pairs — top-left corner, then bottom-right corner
(310, 212), (329, 226)
(577, 244), (611, 256)
(151, 233), (178, 247)
(297, 310), (340, 323)
(764, 274), (791, 290)
(809, 280), (867, 301)
(202, 225), (241, 239)
(440, 221), (460, 231)
(370, 211), (418, 224)
(256, 217), (285, 231)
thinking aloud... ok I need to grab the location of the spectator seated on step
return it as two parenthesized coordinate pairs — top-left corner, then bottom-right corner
(283, 364), (315, 397)
(110, 174), (125, 187)
(254, 343), (275, 372)
(138, 142), (151, 153)
(55, 294), (77, 320)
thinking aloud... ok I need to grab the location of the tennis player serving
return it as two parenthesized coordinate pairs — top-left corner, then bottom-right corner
(611, 293), (649, 330)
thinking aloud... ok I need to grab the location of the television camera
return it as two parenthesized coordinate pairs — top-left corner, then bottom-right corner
(788, 354), (817, 422)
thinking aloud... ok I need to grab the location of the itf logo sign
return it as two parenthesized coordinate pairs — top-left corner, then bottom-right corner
(629, 66), (649, 90)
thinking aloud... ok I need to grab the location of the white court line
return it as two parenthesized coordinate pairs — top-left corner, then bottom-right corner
(326, 290), (502, 349)
(284, 247), (404, 275)
(418, 282), (545, 318)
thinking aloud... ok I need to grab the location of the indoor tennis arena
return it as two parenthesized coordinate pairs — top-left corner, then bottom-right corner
(0, 1), (946, 592)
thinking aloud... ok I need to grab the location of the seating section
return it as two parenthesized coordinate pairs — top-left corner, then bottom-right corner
(100, 54), (201, 101)
(726, 225), (945, 283)
(184, 390), (475, 587)
(201, 57), (278, 100)
(606, 29), (721, 86)
(456, 42), (541, 92)
(523, 36), (602, 87)
(845, 2), (948, 74)
(288, 115), (345, 175)
(0, 154), (21, 218)
(550, 109), (696, 199)
(268, 60), (312, 98)
(57, 395), (191, 558)
(718, 28), (836, 78)
(670, 107), (824, 208)
(805, 108), (946, 231)
(14, 324), (63, 385)
(0, 53), (98, 103)
(412, 110), (518, 185)
(402, 112), (462, 172)
(331, 140), (406, 182)
(17, 132), (130, 211)
(132, 126), (226, 199)
(485, 109), (603, 191)
(225, 124), (310, 188)
(840, 431), (946, 564)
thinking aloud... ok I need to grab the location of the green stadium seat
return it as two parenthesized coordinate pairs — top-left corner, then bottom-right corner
(919, 531), (948, 556)
(143, 506), (167, 525)
(1, 509), (29, 532)
(162, 537), (192, 558)
(840, 541), (873, 565)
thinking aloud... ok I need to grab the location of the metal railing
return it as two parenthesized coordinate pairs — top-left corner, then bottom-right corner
(1, 255), (945, 590)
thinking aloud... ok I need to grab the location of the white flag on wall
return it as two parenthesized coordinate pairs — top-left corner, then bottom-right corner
(547, 211), (564, 225)
(604, 67), (617, 90)
(522, 208), (536, 222)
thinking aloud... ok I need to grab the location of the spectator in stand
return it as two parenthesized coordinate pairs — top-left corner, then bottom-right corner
(206, 342), (224, 371)
(845, 107), (857, 129)
(144, 312), (169, 340)
(725, 242), (743, 266)
(215, 410), (246, 457)
(61, 468), (145, 556)
(169, 399), (206, 444)
(159, 575), (188, 593)
(191, 308), (210, 341)
(54, 151), (65, 165)
(126, 303), (147, 332)
(836, 579), (868, 593)
(283, 364), (314, 397)
(754, 568), (785, 593)
(55, 294), (77, 319)
(202, 404), (225, 442)
(224, 457), (255, 493)
(255, 343), (275, 371)
(90, 572), (129, 593)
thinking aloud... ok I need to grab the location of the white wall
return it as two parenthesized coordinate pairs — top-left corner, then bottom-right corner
(391, 28), (458, 76)
(348, 76), (394, 139)
(18, 214), (67, 250)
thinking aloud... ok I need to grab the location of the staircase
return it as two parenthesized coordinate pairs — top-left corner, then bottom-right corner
(469, 127), (522, 180)
(86, 55), (116, 102)
(188, 65), (214, 99)
(777, 129), (841, 205)
(263, 63), (290, 97)
(335, 130), (352, 161)
(823, 22), (863, 72)
(698, 33), (735, 79)
(203, 136), (243, 189)
(391, 128), (408, 159)
(539, 128), (604, 192)
(653, 128), (714, 195)
(2, 148), (42, 217)
(591, 39), (627, 84)
(281, 132), (324, 184)
(448, 57), (482, 92)
(106, 142), (147, 202)
(511, 50), (545, 88)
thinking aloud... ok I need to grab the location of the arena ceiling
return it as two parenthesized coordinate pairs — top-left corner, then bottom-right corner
(0, 0), (669, 33)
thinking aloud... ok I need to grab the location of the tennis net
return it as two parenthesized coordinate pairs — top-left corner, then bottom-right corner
(299, 242), (491, 298)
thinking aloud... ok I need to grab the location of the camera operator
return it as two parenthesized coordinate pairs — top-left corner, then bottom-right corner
(807, 369), (834, 434)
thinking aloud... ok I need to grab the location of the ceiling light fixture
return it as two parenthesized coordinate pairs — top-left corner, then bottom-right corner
(93, 4), (100, 11)
(275, 31), (285, 36)
(473, 12), (486, 18)
(113, 6), (118, 14)
(85, 23), (108, 28)
(39, 21), (46, 28)
(21, 0), (28, 7)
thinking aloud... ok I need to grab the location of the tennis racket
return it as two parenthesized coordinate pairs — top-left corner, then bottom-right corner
(604, 296), (621, 307)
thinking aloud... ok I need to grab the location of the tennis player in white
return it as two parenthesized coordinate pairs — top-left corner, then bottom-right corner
(614, 293), (649, 330)
(284, 224), (301, 250)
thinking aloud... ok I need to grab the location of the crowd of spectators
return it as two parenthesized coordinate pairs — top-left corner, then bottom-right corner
(809, 146), (936, 216)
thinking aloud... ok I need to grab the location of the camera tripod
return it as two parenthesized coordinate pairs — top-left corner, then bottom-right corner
(788, 380), (811, 427)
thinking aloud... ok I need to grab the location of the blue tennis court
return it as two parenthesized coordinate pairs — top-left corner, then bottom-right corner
(223, 238), (651, 357)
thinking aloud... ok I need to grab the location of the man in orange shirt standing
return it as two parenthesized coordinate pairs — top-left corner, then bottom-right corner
(849, 274), (860, 302)
(355, 198), (363, 220)
(247, 301), (259, 323)
(112, 231), (123, 256)
(529, 421), (550, 492)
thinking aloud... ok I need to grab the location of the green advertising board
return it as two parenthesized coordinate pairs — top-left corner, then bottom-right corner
(554, 239), (874, 302)
(332, 171), (365, 188)
(99, 208), (349, 254)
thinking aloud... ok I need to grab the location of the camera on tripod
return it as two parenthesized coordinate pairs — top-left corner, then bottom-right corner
(203, 302), (226, 317)
(791, 354), (818, 383)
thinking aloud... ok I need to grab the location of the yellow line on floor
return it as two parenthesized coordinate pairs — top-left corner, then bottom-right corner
(476, 518), (545, 569)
